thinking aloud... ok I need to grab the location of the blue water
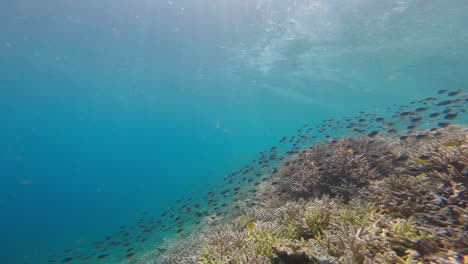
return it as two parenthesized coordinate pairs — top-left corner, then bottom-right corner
(1, 0), (468, 263)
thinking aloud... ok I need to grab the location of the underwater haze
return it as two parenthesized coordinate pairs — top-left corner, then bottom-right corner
(0, 0), (467, 263)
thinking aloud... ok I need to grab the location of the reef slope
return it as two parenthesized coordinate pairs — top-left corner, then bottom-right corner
(155, 125), (467, 264)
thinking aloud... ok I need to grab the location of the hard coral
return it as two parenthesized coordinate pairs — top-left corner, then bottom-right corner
(156, 127), (468, 264)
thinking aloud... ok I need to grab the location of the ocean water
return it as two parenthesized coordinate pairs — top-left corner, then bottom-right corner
(0, 0), (467, 263)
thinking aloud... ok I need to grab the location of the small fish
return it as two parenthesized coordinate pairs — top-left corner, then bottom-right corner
(440, 141), (461, 147)
(438, 122), (450, 128)
(408, 167), (422, 175)
(444, 113), (458, 120)
(126, 253), (135, 258)
(415, 134), (427, 140)
(346, 149), (354, 154)
(368, 131), (379, 138)
(438, 89), (448, 94)
(415, 158), (425, 165)
(62, 258), (73, 263)
(396, 155), (409, 162)
(436, 100), (453, 106)
(447, 90), (460, 96)
(418, 154), (430, 160)
(429, 112), (441, 118)
(245, 221), (255, 231)
(97, 254), (109, 259)
(415, 107), (427, 112)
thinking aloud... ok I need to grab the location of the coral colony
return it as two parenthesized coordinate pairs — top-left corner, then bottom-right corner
(156, 125), (467, 264)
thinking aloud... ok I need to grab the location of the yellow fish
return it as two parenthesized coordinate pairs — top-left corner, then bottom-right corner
(346, 149), (354, 155)
(440, 141), (461, 148)
(245, 221), (255, 231)
(415, 158), (425, 165)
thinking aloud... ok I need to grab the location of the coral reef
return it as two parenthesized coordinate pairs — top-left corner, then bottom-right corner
(155, 126), (468, 264)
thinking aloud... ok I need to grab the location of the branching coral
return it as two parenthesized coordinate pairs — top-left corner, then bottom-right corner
(274, 137), (399, 201)
(156, 127), (468, 264)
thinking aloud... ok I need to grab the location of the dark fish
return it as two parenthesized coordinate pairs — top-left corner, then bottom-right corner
(62, 258), (73, 263)
(396, 155), (409, 162)
(438, 89), (448, 94)
(415, 134), (427, 140)
(97, 254), (109, 259)
(438, 122), (450, 128)
(447, 90), (460, 96)
(444, 113), (458, 120)
(126, 253), (135, 258)
(429, 112), (441, 118)
(400, 136), (409, 141)
(408, 167), (422, 175)
(436, 100), (453, 106)
(368, 131), (379, 138)
(419, 155), (431, 160)
(415, 107), (427, 112)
